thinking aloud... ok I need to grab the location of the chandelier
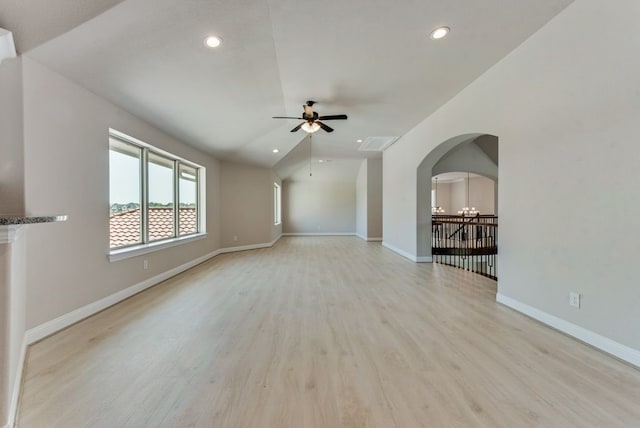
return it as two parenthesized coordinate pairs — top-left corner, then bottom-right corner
(431, 177), (445, 214)
(458, 172), (479, 216)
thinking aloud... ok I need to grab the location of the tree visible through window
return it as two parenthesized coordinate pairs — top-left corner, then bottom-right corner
(109, 131), (203, 250)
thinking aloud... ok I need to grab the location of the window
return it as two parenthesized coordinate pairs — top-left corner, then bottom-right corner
(109, 130), (204, 253)
(273, 182), (281, 225)
(148, 152), (175, 241)
(179, 164), (198, 236)
(109, 139), (142, 248)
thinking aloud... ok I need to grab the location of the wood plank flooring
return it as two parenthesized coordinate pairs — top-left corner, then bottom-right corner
(17, 237), (640, 427)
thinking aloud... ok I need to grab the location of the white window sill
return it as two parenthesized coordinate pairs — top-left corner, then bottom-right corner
(108, 233), (207, 262)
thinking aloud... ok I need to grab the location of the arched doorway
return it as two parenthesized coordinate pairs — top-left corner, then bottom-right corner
(416, 134), (499, 265)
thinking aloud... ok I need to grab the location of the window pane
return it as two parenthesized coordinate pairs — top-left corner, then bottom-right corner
(274, 183), (281, 225)
(109, 139), (142, 248)
(148, 152), (175, 241)
(179, 164), (198, 236)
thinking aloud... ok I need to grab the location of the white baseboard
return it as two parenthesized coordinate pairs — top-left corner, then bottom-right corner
(381, 242), (432, 263)
(6, 337), (26, 428)
(356, 234), (383, 242)
(496, 293), (640, 368)
(282, 232), (356, 236)
(25, 235), (283, 345)
(6, 236), (286, 428)
(25, 249), (218, 344)
(219, 234), (281, 254)
(381, 241), (418, 262)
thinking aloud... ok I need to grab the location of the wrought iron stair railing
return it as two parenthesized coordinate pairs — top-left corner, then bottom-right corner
(432, 214), (498, 279)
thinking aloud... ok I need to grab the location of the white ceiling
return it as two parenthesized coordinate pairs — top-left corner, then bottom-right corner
(1, 0), (573, 178)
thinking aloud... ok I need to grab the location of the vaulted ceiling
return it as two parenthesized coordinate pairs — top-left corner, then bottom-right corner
(1, 0), (573, 177)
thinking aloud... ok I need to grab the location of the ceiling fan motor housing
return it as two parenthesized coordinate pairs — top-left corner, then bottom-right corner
(272, 100), (347, 133)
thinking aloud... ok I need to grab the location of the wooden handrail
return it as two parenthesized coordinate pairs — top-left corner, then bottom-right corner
(433, 220), (498, 227)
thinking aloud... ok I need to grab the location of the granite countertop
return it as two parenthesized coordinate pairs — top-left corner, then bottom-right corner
(0, 215), (68, 225)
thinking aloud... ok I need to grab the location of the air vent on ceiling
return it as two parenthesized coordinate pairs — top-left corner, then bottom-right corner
(358, 136), (400, 152)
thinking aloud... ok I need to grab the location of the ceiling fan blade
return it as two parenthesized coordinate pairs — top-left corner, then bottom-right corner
(290, 123), (303, 132)
(318, 114), (348, 120)
(317, 121), (334, 133)
(273, 116), (303, 119)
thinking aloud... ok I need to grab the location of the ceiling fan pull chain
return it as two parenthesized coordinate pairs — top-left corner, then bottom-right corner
(309, 134), (313, 177)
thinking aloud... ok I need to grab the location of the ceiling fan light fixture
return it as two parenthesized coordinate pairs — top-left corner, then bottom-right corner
(430, 26), (450, 40)
(204, 36), (222, 48)
(301, 122), (321, 133)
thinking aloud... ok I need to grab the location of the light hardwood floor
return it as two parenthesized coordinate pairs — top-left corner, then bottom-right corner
(17, 237), (640, 427)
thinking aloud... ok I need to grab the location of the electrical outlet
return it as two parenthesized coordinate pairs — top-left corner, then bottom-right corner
(233, 235), (238, 241)
(569, 292), (580, 308)
(143, 259), (148, 270)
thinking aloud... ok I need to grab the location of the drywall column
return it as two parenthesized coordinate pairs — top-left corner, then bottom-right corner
(0, 226), (26, 428)
(0, 58), (24, 216)
(219, 162), (273, 247)
(356, 159), (383, 241)
(366, 159), (383, 240)
(0, 55), (25, 428)
(355, 160), (368, 238)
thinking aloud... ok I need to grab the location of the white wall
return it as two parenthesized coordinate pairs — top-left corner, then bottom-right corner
(433, 181), (451, 213)
(0, 58), (24, 215)
(443, 177), (495, 215)
(21, 57), (222, 329)
(0, 232), (26, 426)
(383, 0), (640, 354)
(356, 160), (367, 238)
(283, 180), (355, 234)
(0, 57), (26, 426)
(219, 161), (281, 248)
(432, 140), (498, 180)
(469, 177), (495, 215)
(450, 181), (466, 214)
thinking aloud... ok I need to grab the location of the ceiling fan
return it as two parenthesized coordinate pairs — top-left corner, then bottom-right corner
(273, 100), (347, 133)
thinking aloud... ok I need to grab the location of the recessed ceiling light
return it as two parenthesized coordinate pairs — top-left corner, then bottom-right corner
(272, 148), (279, 153)
(430, 26), (450, 40)
(356, 139), (363, 143)
(204, 36), (222, 48)
(318, 159), (324, 163)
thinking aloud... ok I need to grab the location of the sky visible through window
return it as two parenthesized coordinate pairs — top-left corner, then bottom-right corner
(109, 150), (196, 206)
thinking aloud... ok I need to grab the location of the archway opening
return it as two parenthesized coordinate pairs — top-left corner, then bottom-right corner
(416, 134), (499, 271)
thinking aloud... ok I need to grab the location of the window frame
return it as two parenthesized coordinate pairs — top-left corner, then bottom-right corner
(273, 182), (281, 226)
(108, 129), (206, 262)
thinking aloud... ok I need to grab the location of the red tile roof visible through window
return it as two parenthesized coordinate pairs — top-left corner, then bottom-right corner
(110, 208), (197, 248)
